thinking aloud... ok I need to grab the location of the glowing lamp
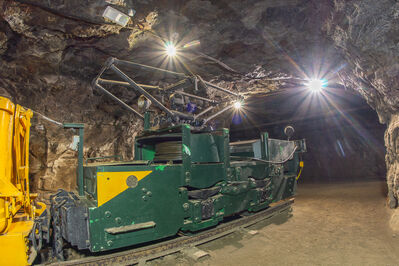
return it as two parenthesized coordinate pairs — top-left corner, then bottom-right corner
(233, 101), (242, 109)
(165, 43), (176, 57)
(306, 79), (327, 92)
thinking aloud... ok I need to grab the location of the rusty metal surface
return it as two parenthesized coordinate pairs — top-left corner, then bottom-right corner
(47, 199), (293, 266)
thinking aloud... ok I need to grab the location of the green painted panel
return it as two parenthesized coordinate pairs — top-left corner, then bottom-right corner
(190, 134), (221, 163)
(189, 164), (225, 188)
(88, 165), (184, 252)
(83, 166), (98, 199)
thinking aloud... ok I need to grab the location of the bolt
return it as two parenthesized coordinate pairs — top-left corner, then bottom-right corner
(107, 240), (113, 247)
(105, 211), (111, 218)
(183, 203), (189, 211)
(146, 191), (152, 197)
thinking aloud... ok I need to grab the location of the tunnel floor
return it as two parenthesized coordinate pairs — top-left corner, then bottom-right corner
(149, 180), (399, 265)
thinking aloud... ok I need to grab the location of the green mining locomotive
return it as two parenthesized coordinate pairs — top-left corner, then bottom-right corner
(50, 58), (306, 258)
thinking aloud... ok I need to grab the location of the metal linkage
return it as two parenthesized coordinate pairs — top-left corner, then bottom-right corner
(109, 64), (175, 117)
(92, 57), (243, 128)
(194, 106), (214, 120)
(97, 78), (160, 90)
(173, 91), (217, 104)
(92, 82), (144, 119)
(203, 81), (240, 97)
(114, 59), (188, 79)
(163, 79), (192, 92)
(202, 104), (234, 125)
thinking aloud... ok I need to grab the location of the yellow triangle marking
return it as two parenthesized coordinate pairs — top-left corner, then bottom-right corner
(97, 171), (152, 207)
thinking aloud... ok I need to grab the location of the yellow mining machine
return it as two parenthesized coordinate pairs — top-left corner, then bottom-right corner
(0, 96), (47, 265)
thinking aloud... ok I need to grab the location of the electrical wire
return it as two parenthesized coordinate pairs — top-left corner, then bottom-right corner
(32, 110), (63, 126)
(296, 161), (304, 180)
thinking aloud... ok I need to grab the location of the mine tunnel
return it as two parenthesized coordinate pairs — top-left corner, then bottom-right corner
(0, 0), (398, 265)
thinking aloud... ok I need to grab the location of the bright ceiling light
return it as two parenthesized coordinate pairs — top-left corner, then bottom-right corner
(233, 101), (242, 109)
(165, 43), (176, 57)
(306, 79), (328, 92)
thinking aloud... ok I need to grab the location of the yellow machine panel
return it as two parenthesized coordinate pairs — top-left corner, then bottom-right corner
(0, 96), (46, 265)
(97, 171), (152, 207)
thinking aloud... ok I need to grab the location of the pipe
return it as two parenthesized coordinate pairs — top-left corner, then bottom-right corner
(171, 110), (194, 120)
(194, 106), (214, 120)
(97, 78), (160, 90)
(114, 59), (187, 78)
(93, 82), (144, 119)
(163, 79), (192, 92)
(109, 64), (174, 118)
(174, 91), (216, 103)
(202, 104), (234, 125)
(203, 81), (240, 97)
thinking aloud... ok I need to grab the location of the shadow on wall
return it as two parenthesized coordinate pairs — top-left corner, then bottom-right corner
(298, 116), (386, 184)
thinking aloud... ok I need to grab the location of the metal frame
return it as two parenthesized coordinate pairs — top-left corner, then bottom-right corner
(63, 123), (85, 196)
(92, 57), (243, 128)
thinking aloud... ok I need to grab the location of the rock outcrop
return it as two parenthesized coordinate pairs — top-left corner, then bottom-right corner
(325, 0), (399, 207)
(0, 0), (154, 195)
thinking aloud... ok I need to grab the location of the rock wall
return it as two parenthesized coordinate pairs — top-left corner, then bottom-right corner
(325, 0), (399, 207)
(386, 114), (399, 208)
(0, 0), (154, 196)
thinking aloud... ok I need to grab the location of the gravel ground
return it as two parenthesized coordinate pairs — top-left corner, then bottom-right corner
(150, 180), (399, 266)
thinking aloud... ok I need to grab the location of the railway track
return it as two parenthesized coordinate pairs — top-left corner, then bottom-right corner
(45, 199), (294, 266)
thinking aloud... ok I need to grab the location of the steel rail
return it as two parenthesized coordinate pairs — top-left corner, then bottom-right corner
(49, 199), (293, 266)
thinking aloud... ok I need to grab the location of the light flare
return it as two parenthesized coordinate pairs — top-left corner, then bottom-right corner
(165, 43), (176, 57)
(306, 79), (328, 92)
(233, 101), (242, 109)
